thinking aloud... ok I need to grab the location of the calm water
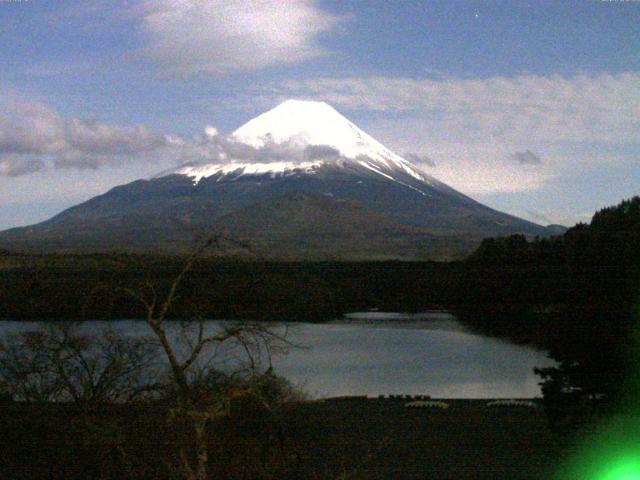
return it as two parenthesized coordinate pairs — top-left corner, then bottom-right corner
(0, 313), (554, 399)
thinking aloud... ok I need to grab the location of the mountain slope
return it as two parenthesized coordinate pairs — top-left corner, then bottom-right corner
(0, 100), (551, 259)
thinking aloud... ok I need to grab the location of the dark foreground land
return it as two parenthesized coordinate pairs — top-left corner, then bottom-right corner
(0, 397), (565, 480)
(284, 398), (562, 480)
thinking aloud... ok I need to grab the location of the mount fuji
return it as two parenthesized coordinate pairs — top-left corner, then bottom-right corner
(0, 100), (553, 260)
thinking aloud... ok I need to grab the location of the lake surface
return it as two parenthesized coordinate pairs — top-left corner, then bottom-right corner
(0, 313), (554, 399)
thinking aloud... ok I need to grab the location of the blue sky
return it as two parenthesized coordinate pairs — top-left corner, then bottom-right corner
(0, 0), (639, 229)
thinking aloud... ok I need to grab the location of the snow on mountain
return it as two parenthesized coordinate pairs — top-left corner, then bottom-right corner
(172, 100), (438, 189)
(233, 99), (426, 178)
(175, 160), (324, 184)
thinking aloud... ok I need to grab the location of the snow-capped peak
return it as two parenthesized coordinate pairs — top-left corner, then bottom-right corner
(168, 99), (441, 191)
(232, 99), (427, 182)
(233, 99), (362, 150)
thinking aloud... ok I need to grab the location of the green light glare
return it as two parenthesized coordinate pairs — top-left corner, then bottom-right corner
(555, 416), (640, 480)
(599, 457), (640, 480)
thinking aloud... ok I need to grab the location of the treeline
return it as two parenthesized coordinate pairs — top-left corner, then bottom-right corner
(458, 196), (640, 421)
(2, 198), (638, 329)
(460, 196), (640, 328)
(0, 256), (462, 322)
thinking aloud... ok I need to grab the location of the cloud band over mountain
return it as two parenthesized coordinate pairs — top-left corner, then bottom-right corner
(0, 102), (172, 176)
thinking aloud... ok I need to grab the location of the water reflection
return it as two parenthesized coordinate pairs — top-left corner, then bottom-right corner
(0, 313), (554, 399)
(274, 315), (554, 398)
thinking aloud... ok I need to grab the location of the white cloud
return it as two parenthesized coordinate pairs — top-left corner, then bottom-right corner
(272, 73), (640, 144)
(417, 143), (553, 195)
(167, 125), (344, 169)
(0, 103), (66, 155)
(0, 155), (45, 177)
(0, 100), (351, 178)
(64, 118), (167, 156)
(138, 0), (341, 77)
(403, 153), (436, 167)
(264, 73), (640, 194)
(429, 148), (555, 195)
(204, 125), (218, 138)
(0, 101), (171, 175)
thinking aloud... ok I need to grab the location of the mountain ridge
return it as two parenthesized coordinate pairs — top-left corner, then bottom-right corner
(0, 99), (555, 260)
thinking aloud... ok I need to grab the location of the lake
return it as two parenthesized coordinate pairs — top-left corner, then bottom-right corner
(0, 312), (554, 399)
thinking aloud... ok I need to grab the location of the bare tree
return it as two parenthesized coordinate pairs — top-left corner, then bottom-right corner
(0, 322), (159, 404)
(113, 237), (294, 480)
(0, 237), (298, 479)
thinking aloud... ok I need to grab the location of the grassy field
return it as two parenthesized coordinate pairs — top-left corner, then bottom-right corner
(0, 397), (566, 480)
